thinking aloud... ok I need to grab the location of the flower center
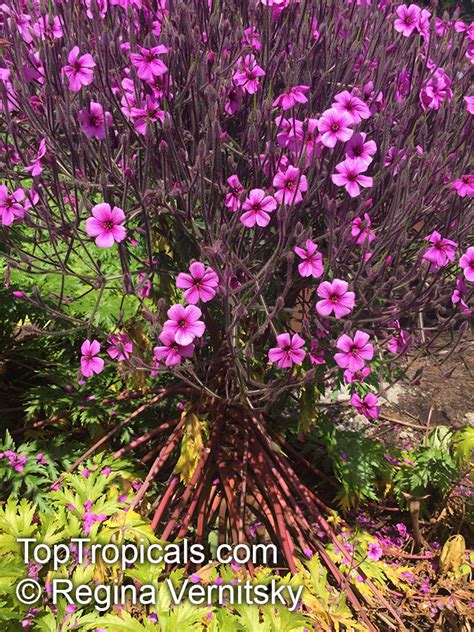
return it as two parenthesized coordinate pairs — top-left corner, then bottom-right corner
(179, 319), (187, 329)
(103, 220), (115, 231)
(330, 123), (340, 132)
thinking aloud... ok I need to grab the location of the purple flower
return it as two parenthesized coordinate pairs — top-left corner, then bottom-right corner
(367, 541), (383, 561)
(420, 69), (453, 112)
(153, 329), (195, 367)
(350, 392), (380, 419)
(345, 133), (377, 169)
(240, 189), (277, 227)
(272, 85), (310, 110)
(176, 262), (219, 304)
(422, 231), (457, 269)
(107, 334), (133, 361)
(334, 331), (374, 373)
(25, 138), (46, 177)
(233, 54), (265, 94)
(80, 340), (104, 377)
(332, 90), (371, 125)
(85, 203), (126, 248)
(63, 47), (95, 92)
(268, 333), (306, 368)
(451, 175), (474, 198)
(331, 159), (372, 198)
(163, 304), (206, 346)
(294, 239), (324, 278)
(130, 45), (168, 81)
(351, 213), (375, 246)
(318, 109), (353, 148)
(225, 175), (244, 211)
(394, 4), (421, 37)
(459, 247), (474, 283)
(0, 185), (25, 226)
(273, 165), (308, 205)
(316, 279), (355, 319)
(78, 102), (112, 140)
(343, 366), (371, 384)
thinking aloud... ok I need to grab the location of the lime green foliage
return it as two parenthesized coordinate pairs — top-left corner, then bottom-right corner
(0, 455), (392, 632)
(452, 426), (474, 473)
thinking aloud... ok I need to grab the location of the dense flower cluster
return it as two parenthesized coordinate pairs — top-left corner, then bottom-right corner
(1, 0), (472, 421)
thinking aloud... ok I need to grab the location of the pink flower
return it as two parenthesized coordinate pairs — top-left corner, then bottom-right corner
(318, 109), (353, 148)
(344, 365), (371, 384)
(107, 333), (133, 361)
(233, 54), (265, 94)
(332, 90), (370, 125)
(387, 328), (410, 354)
(294, 239), (323, 278)
(345, 133), (377, 169)
(163, 304), (206, 346)
(0, 185), (25, 226)
(316, 279), (355, 319)
(367, 541), (383, 561)
(176, 262), (219, 304)
(384, 146), (407, 175)
(334, 331), (374, 373)
(451, 278), (471, 314)
(422, 231), (457, 269)
(272, 85), (310, 110)
(153, 329), (195, 366)
(130, 45), (168, 81)
(268, 333), (306, 368)
(84, 0), (108, 18)
(309, 340), (325, 365)
(420, 69), (452, 111)
(273, 165), (308, 205)
(225, 87), (240, 115)
(25, 138), (46, 177)
(241, 27), (262, 51)
(33, 14), (64, 39)
(464, 96), (474, 115)
(459, 247), (474, 283)
(80, 340), (104, 377)
(138, 273), (152, 297)
(130, 96), (167, 135)
(240, 189), (277, 227)
(225, 175), (244, 211)
(394, 4), (421, 37)
(85, 203), (126, 248)
(331, 159), (372, 198)
(63, 47), (95, 92)
(351, 213), (375, 246)
(78, 102), (112, 140)
(451, 175), (474, 197)
(350, 392), (380, 419)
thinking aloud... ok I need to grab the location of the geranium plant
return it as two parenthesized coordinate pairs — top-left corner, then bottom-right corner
(1, 0), (473, 626)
